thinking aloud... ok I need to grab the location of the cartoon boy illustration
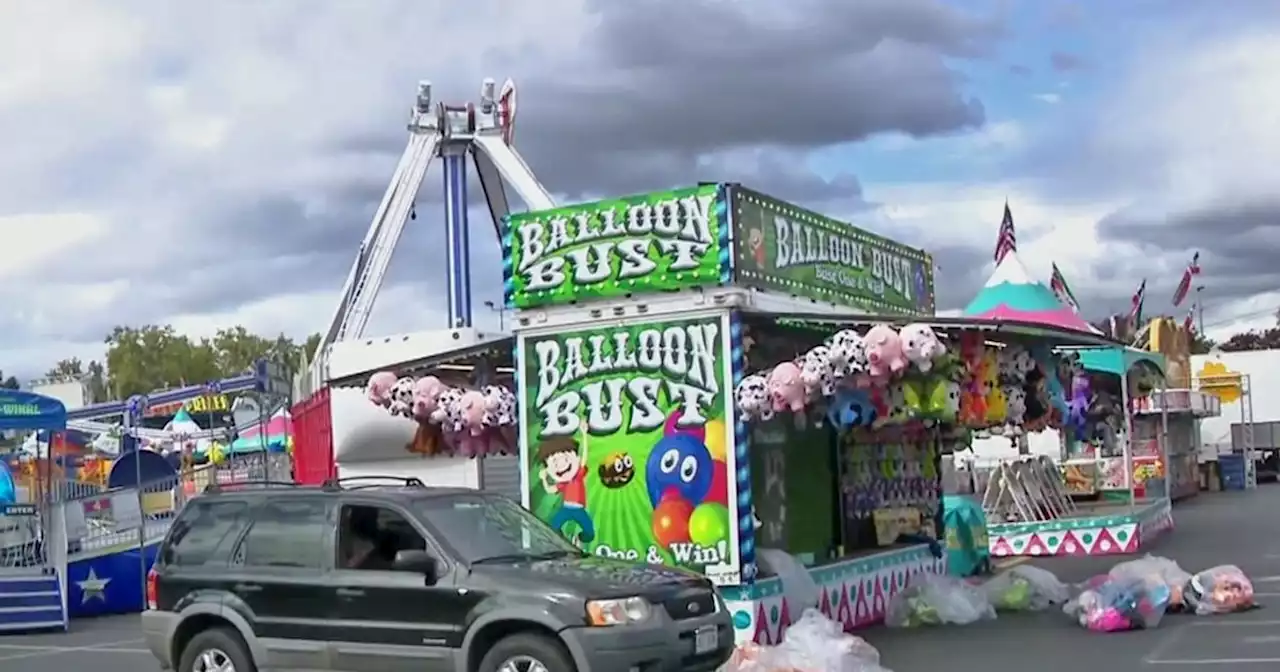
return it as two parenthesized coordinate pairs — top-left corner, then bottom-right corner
(536, 435), (595, 544)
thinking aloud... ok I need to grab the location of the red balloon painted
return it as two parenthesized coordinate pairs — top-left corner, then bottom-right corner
(663, 410), (706, 442)
(652, 494), (694, 548)
(704, 460), (729, 506)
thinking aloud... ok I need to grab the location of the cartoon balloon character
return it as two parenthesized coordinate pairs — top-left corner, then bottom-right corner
(646, 434), (713, 508)
(663, 410), (707, 443)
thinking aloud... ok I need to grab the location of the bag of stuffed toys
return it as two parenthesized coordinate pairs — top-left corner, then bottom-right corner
(719, 610), (889, 672)
(981, 565), (1069, 611)
(884, 574), (996, 627)
(1182, 565), (1256, 615)
(1106, 555), (1192, 610)
(1063, 576), (1170, 632)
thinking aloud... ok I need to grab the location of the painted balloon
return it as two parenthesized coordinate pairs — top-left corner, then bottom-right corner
(688, 502), (730, 549)
(702, 418), (728, 462)
(663, 410), (707, 442)
(703, 460), (729, 507)
(645, 434), (714, 508)
(652, 494), (694, 548)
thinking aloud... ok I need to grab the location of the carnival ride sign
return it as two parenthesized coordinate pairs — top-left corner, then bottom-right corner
(730, 187), (935, 315)
(518, 315), (739, 582)
(504, 185), (724, 308)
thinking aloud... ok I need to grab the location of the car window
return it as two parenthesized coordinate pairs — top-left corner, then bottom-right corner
(338, 504), (428, 570)
(418, 495), (579, 562)
(236, 499), (328, 569)
(163, 500), (250, 566)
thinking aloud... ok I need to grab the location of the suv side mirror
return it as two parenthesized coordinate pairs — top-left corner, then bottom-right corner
(393, 549), (439, 582)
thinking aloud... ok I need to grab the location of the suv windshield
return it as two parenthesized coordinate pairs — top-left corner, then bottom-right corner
(418, 494), (582, 563)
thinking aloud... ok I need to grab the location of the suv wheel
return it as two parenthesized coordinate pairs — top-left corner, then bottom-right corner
(479, 633), (575, 672)
(178, 627), (256, 672)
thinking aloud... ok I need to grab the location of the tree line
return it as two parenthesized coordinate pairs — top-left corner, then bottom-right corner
(4, 326), (321, 403)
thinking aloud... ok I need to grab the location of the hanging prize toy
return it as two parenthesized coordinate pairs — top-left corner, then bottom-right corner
(981, 348), (1007, 425)
(957, 333), (988, 426)
(1067, 374), (1092, 442)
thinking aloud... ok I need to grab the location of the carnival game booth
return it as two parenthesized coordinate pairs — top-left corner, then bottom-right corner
(322, 333), (524, 503)
(492, 183), (1130, 647)
(961, 252), (1174, 559)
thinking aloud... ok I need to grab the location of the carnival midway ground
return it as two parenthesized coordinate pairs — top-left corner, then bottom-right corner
(865, 486), (1280, 671)
(0, 489), (1273, 672)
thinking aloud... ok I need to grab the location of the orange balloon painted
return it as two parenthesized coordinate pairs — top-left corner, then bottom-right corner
(652, 495), (694, 548)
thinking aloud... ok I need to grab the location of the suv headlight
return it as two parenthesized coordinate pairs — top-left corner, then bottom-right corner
(586, 597), (652, 626)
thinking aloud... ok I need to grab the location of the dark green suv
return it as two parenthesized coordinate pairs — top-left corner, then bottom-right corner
(142, 477), (732, 672)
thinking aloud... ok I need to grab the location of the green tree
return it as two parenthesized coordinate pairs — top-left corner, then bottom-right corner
(45, 357), (84, 380)
(84, 360), (108, 403)
(0, 370), (18, 390)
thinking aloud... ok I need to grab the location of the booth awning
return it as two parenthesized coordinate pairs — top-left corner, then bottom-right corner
(1076, 347), (1166, 378)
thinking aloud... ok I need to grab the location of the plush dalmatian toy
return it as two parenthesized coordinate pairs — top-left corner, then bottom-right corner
(735, 373), (772, 421)
(431, 387), (467, 431)
(388, 377), (416, 417)
(826, 330), (866, 380)
(800, 345), (837, 397)
(481, 385), (517, 427)
(1003, 385), (1027, 435)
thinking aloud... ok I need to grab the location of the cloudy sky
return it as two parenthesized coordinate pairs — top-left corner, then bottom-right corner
(3, 0), (1278, 382)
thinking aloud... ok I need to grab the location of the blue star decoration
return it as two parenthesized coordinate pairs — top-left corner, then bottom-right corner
(77, 567), (111, 604)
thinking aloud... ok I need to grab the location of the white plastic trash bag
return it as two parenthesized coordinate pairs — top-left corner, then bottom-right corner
(981, 565), (1069, 611)
(885, 574), (996, 627)
(1109, 554), (1191, 590)
(758, 548), (821, 612)
(719, 609), (891, 671)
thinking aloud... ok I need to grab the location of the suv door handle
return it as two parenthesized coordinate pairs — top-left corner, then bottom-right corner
(336, 588), (365, 598)
(233, 583), (262, 593)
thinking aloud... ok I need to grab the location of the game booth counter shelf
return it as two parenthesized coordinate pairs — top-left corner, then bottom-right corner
(501, 184), (1125, 645)
(962, 254), (1177, 560)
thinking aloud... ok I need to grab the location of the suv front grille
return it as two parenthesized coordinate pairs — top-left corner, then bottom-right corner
(662, 589), (716, 621)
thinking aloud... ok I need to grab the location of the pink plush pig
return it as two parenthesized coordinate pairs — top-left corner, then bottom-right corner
(863, 325), (908, 383)
(366, 371), (398, 406)
(766, 361), (807, 413)
(411, 376), (446, 422)
(457, 389), (489, 436)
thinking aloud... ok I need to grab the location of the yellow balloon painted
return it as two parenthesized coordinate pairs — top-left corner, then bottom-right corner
(703, 419), (728, 462)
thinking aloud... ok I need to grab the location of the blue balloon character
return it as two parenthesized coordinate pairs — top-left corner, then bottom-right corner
(826, 388), (876, 430)
(646, 434), (713, 508)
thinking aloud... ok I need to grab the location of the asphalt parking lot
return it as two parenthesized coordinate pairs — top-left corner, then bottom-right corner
(865, 487), (1280, 671)
(0, 614), (153, 672)
(4, 488), (1277, 671)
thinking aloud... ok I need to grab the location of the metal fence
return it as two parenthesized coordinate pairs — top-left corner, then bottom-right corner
(0, 452), (295, 570)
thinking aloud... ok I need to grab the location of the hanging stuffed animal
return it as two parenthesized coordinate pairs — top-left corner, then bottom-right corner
(899, 323), (946, 372)
(862, 325), (908, 384)
(956, 333), (988, 426)
(767, 362), (807, 413)
(1030, 346), (1069, 422)
(902, 377), (960, 423)
(432, 387), (466, 428)
(735, 374), (772, 421)
(826, 388), (876, 430)
(1003, 385), (1026, 434)
(366, 371), (398, 406)
(388, 377), (416, 417)
(800, 345), (836, 396)
(1067, 374), (1092, 441)
(412, 376), (447, 422)
(481, 385), (517, 427)
(826, 330), (866, 380)
(982, 349), (1006, 425)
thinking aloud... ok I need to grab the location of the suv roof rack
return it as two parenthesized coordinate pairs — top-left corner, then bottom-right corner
(203, 480), (304, 494)
(321, 476), (427, 491)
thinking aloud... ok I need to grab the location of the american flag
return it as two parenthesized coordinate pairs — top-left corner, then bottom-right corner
(1049, 263), (1080, 312)
(1171, 252), (1201, 307)
(1128, 278), (1147, 326)
(993, 202), (1016, 263)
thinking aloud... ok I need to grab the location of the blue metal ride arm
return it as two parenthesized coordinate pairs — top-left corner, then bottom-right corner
(64, 371), (265, 422)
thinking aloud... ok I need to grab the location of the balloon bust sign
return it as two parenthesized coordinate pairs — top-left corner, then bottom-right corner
(505, 185), (1117, 645)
